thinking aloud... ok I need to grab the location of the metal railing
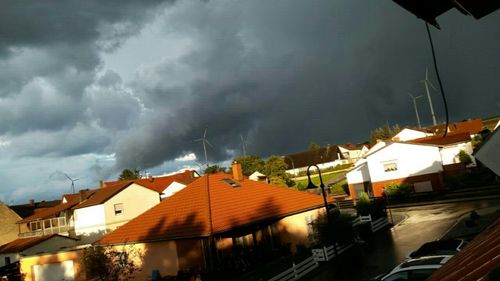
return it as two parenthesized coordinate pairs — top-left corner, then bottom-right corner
(18, 217), (73, 238)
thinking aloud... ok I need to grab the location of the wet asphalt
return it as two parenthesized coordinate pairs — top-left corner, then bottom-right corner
(306, 197), (500, 281)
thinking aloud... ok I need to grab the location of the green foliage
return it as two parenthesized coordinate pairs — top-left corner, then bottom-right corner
(295, 163), (353, 177)
(118, 169), (140, 181)
(204, 165), (226, 174)
(309, 142), (320, 151)
(384, 182), (412, 199)
(444, 166), (499, 189)
(83, 245), (141, 281)
(233, 155), (264, 176)
(356, 192), (371, 216)
(369, 124), (401, 144)
(263, 156), (295, 187)
(457, 150), (473, 166)
(311, 209), (355, 245)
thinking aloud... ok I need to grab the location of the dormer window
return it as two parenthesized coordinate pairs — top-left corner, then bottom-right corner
(114, 203), (124, 216)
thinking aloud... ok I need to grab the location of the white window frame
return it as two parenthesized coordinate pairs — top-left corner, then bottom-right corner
(114, 203), (124, 216)
(383, 161), (398, 172)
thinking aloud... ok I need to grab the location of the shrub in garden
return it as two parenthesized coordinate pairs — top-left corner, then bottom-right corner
(384, 182), (412, 199)
(356, 192), (371, 216)
(311, 208), (355, 245)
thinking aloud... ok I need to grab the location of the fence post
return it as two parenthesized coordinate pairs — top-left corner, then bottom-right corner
(323, 245), (329, 261)
(292, 262), (297, 279)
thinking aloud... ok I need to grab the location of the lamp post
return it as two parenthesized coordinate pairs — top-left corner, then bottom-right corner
(306, 165), (339, 260)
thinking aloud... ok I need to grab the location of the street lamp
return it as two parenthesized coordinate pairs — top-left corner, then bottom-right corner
(306, 165), (339, 260)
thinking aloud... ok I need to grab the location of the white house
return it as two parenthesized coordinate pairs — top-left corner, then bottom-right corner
(73, 182), (160, 242)
(347, 141), (445, 199)
(392, 128), (433, 142)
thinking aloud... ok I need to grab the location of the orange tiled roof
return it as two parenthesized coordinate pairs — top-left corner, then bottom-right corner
(425, 119), (483, 135)
(72, 183), (131, 209)
(17, 194), (85, 224)
(408, 132), (471, 146)
(0, 235), (57, 253)
(103, 170), (198, 193)
(427, 218), (500, 281)
(97, 173), (326, 245)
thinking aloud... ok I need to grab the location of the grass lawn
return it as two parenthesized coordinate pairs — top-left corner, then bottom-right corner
(294, 172), (345, 189)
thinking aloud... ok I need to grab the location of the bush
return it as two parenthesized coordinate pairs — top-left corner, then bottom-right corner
(311, 209), (355, 245)
(457, 150), (473, 166)
(356, 192), (371, 216)
(384, 182), (412, 199)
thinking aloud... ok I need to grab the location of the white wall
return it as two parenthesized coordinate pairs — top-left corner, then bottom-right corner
(346, 162), (370, 184)
(161, 181), (187, 199)
(367, 143), (443, 183)
(74, 204), (106, 235)
(22, 236), (77, 256)
(103, 184), (160, 232)
(393, 129), (431, 141)
(0, 253), (19, 267)
(440, 142), (476, 166)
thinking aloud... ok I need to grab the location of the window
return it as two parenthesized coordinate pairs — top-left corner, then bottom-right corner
(383, 271), (408, 281)
(5, 256), (11, 265)
(114, 203), (124, 215)
(383, 161), (398, 172)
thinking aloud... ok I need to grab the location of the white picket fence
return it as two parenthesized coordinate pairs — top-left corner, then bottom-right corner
(268, 255), (319, 281)
(311, 243), (353, 262)
(267, 215), (389, 281)
(352, 214), (389, 232)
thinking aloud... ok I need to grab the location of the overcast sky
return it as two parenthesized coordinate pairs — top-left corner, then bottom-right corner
(1, 1), (498, 204)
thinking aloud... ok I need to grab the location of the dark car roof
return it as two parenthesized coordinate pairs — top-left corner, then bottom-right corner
(409, 239), (464, 258)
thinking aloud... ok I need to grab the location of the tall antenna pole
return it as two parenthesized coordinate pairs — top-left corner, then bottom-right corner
(422, 68), (438, 126)
(240, 134), (247, 157)
(409, 94), (423, 128)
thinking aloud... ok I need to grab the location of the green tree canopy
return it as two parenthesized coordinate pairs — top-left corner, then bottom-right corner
(263, 155), (295, 187)
(204, 165), (226, 174)
(369, 124), (401, 144)
(233, 155), (264, 176)
(457, 150), (472, 166)
(118, 169), (140, 181)
(309, 142), (321, 151)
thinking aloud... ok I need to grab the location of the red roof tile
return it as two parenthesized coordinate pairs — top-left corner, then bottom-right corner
(409, 132), (471, 146)
(0, 235), (58, 253)
(103, 170), (198, 193)
(97, 173), (326, 245)
(17, 194), (85, 223)
(72, 183), (131, 209)
(425, 119), (483, 136)
(427, 218), (500, 281)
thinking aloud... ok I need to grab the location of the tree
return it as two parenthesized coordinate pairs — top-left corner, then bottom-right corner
(311, 209), (355, 245)
(233, 155), (264, 176)
(309, 142), (321, 151)
(457, 150), (473, 166)
(263, 156), (295, 187)
(369, 124), (401, 144)
(82, 245), (141, 281)
(204, 165), (226, 174)
(118, 169), (140, 181)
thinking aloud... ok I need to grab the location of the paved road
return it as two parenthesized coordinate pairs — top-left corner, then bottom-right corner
(307, 198), (500, 281)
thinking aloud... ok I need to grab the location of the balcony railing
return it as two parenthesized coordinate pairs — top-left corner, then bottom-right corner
(19, 217), (74, 238)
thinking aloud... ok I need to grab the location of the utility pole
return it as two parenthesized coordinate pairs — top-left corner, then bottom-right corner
(409, 94), (423, 128)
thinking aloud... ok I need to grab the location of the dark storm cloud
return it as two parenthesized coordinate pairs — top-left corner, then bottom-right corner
(114, 1), (500, 170)
(0, 0), (174, 156)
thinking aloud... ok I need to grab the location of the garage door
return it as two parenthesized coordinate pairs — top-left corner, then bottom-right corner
(414, 181), (433, 193)
(33, 260), (74, 281)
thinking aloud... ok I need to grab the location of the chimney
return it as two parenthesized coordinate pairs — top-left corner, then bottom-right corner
(99, 180), (105, 188)
(28, 199), (35, 206)
(79, 190), (87, 203)
(232, 161), (244, 181)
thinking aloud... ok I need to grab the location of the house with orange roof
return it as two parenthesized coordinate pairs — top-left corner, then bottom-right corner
(347, 141), (445, 199)
(92, 162), (329, 279)
(71, 182), (160, 242)
(101, 170), (199, 200)
(0, 234), (77, 268)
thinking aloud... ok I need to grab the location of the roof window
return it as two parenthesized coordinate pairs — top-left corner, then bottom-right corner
(222, 178), (240, 188)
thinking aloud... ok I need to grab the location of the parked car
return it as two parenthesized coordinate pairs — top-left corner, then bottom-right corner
(371, 255), (453, 281)
(406, 239), (467, 259)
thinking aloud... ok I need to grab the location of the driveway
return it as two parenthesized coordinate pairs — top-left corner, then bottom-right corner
(306, 198), (500, 281)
